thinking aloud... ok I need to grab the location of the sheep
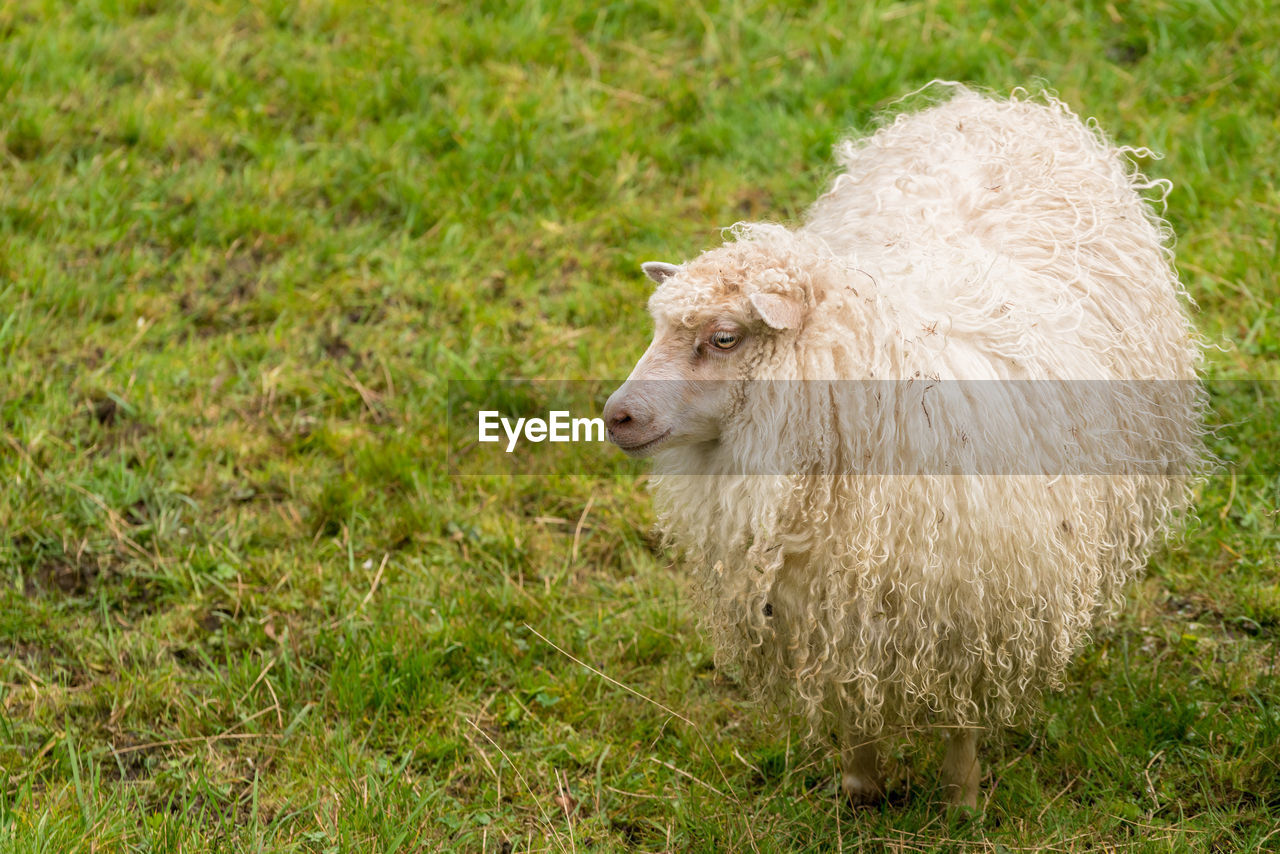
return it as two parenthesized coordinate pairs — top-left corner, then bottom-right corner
(602, 85), (1204, 808)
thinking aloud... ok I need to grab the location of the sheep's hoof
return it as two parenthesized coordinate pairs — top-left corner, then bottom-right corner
(841, 773), (885, 807)
(940, 783), (979, 811)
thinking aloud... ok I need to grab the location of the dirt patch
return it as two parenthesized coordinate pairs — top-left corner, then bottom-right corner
(81, 395), (155, 459)
(92, 396), (119, 426)
(22, 551), (165, 621)
(198, 610), (227, 633)
(106, 733), (158, 782)
(735, 187), (773, 217)
(344, 303), (388, 325)
(25, 559), (97, 598)
(171, 646), (209, 669)
(321, 332), (353, 361)
(1161, 592), (1266, 640)
(124, 499), (150, 527)
(1106, 38), (1148, 66)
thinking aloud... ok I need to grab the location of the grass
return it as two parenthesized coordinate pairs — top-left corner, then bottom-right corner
(1, 0), (1278, 850)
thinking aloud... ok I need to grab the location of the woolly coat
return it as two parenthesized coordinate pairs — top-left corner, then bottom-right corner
(646, 88), (1203, 737)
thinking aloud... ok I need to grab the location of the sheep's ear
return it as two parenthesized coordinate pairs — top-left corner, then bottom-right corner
(641, 261), (681, 284)
(749, 292), (803, 330)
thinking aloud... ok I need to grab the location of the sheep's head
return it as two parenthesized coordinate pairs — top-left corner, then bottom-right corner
(603, 239), (810, 458)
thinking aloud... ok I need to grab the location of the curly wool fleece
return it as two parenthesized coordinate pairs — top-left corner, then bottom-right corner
(647, 86), (1205, 739)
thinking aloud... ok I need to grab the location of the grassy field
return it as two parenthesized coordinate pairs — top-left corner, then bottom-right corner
(2, 0), (1279, 850)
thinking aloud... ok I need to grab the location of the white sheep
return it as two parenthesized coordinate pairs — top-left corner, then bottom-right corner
(603, 85), (1204, 808)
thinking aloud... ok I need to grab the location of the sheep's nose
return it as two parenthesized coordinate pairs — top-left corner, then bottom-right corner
(603, 392), (650, 446)
(602, 395), (635, 432)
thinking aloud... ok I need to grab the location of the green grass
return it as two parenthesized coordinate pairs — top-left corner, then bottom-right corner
(2, 0), (1278, 850)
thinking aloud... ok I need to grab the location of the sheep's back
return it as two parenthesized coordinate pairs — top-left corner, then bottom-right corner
(803, 88), (1196, 383)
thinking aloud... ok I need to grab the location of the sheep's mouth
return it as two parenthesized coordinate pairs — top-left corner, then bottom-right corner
(613, 428), (672, 457)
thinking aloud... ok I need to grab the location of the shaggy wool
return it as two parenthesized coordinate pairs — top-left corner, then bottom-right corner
(645, 85), (1205, 738)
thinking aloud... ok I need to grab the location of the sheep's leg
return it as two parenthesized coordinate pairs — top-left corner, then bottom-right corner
(840, 734), (884, 806)
(939, 728), (981, 808)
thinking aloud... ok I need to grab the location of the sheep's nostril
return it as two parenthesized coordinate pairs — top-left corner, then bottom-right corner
(607, 409), (633, 431)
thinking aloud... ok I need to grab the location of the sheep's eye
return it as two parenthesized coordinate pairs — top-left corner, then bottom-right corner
(709, 330), (741, 351)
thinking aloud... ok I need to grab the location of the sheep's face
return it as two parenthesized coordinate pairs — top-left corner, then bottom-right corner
(603, 260), (804, 457)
